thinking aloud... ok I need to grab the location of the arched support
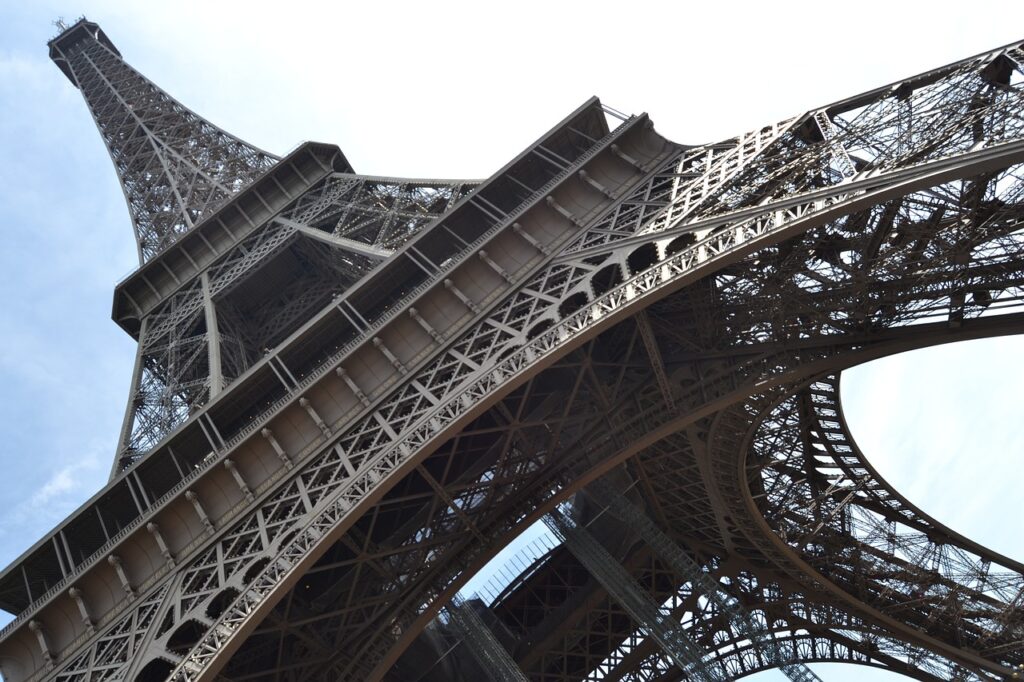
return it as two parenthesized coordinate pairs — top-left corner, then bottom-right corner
(744, 377), (1024, 678)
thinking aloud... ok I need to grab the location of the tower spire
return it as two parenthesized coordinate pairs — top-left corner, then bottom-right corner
(48, 18), (277, 262)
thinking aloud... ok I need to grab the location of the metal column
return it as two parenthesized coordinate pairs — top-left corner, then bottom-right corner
(444, 593), (529, 682)
(544, 508), (719, 682)
(589, 480), (822, 682)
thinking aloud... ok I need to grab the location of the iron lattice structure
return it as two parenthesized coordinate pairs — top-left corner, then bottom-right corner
(49, 21), (477, 472)
(0, 16), (1022, 682)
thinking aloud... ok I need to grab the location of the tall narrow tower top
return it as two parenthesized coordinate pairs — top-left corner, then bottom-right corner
(48, 18), (278, 262)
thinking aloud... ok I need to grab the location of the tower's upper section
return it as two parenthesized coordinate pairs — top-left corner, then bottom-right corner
(48, 18), (278, 262)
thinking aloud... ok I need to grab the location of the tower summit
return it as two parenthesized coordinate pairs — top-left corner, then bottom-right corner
(48, 17), (277, 262)
(0, 17), (1021, 682)
(46, 18), (476, 472)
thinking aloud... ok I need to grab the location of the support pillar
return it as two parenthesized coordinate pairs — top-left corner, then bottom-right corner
(545, 195), (582, 226)
(444, 279), (481, 314)
(610, 143), (646, 171)
(299, 397), (332, 437)
(372, 338), (407, 375)
(511, 222), (550, 255)
(200, 272), (223, 399)
(335, 368), (371, 407)
(444, 594), (528, 682)
(588, 480), (822, 682)
(408, 307), (444, 343)
(68, 587), (94, 633)
(578, 170), (615, 199)
(544, 508), (717, 682)
(27, 621), (53, 670)
(107, 554), (135, 599)
(260, 428), (293, 469)
(185, 491), (215, 533)
(478, 250), (514, 283)
(223, 459), (254, 502)
(146, 522), (175, 567)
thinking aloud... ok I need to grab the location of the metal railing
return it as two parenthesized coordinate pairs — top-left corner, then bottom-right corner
(471, 533), (561, 606)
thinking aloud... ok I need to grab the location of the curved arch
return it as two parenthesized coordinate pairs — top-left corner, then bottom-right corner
(408, 313), (1024, 680)
(664, 232), (697, 257)
(832, 371), (1023, 570)
(170, 141), (1024, 682)
(352, 329), (1024, 679)
(724, 379), (1024, 679)
(526, 317), (556, 341)
(754, 373), (1024, 592)
(558, 291), (590, 319)
(590, 263), (625, 297)
(627, 242), (660, 275)
(264, 316), (1024, 682)
(135, 658), (176, 682)
(24, 38), (1024, 682)
(484, 500), (960, 681)
(242, 557), (270, 584)
(709, 633), (931, 681)
(372, 320), (1024, 681)
(167, 619), (206, 656)
(205, 587), (240, 621)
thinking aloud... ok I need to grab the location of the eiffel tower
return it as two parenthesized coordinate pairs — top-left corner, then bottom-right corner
(0, 15), (1022, 682)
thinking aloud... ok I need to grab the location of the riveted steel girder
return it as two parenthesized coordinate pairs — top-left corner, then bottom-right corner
(2, 21), (1023, 682)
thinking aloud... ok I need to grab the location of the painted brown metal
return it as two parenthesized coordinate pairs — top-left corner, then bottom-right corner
(0, 18), (1022, 682)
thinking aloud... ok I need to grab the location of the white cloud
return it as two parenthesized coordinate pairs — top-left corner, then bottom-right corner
(0, 448), (104, 546)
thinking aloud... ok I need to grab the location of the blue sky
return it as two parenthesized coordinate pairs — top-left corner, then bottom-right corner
(1, 2), (1022, 680)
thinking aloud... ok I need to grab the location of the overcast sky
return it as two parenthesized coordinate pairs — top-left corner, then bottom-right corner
(1, 2), (1023, 680)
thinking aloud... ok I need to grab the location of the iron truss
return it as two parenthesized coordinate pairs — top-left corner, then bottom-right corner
(49, 18), (479, 473)
(0, 17), (1022, 682)
(48, 20), (278, 262)
(113, 172), (476, 472)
